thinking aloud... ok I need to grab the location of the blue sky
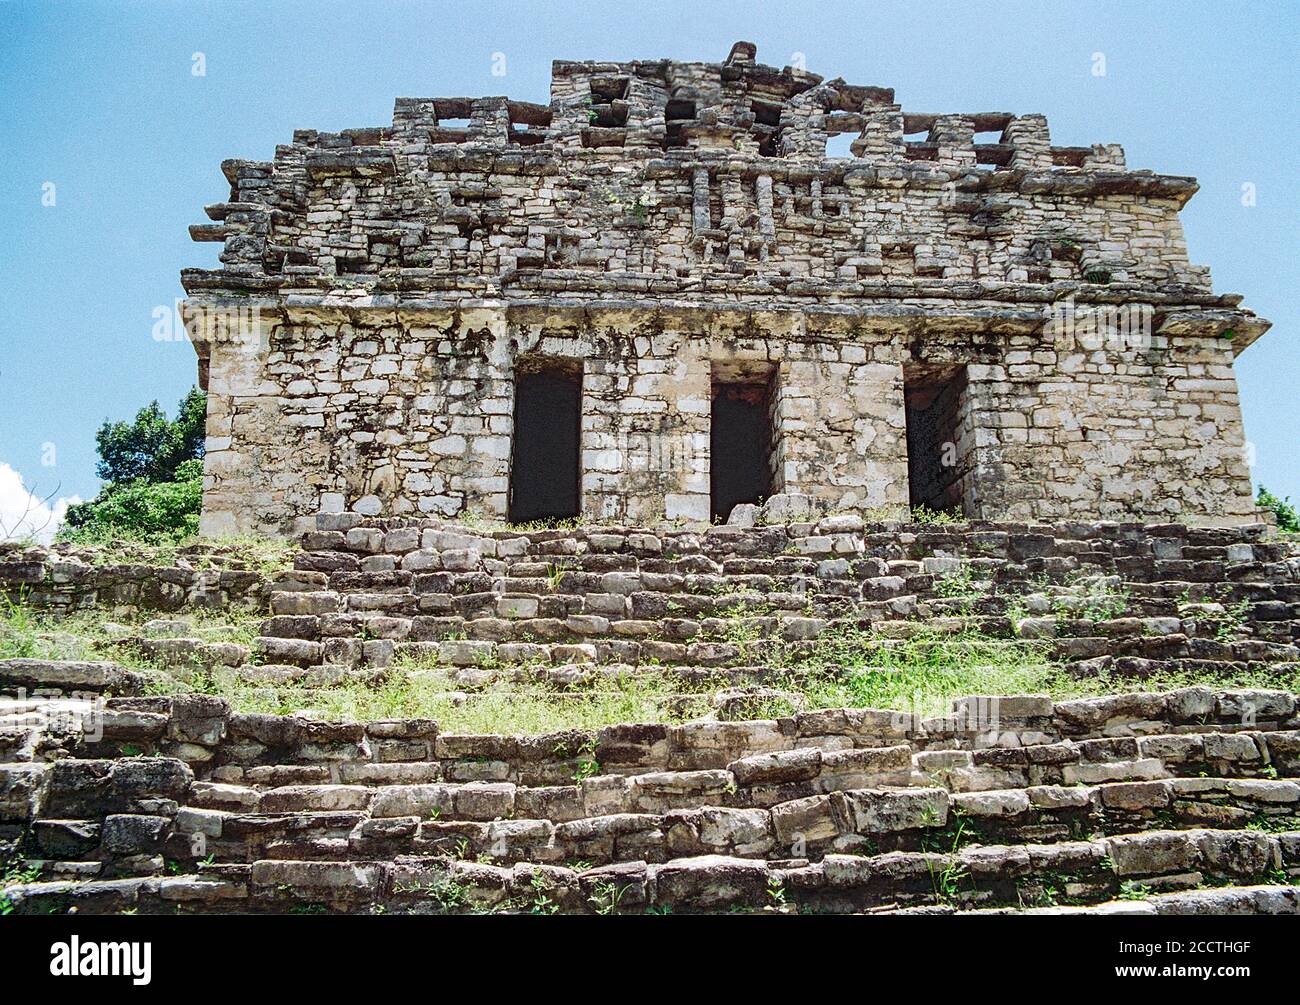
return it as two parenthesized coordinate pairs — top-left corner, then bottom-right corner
(0, 0), (1295, 532)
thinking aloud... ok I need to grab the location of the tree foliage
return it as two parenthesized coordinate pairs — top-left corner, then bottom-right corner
(1257, 484), (1299, 534)
(64, 460), (203, 542)
(94, 386), (206, 484)
(61, 388), (206, 543)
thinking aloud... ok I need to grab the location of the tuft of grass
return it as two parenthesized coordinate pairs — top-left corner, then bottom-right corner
(0, 601), (264, 666)
(1178, 596), (1253, 642)
(909, 505), (964, 526)
(0, 589), (39, 659)
(1, 855), (43, 914)
(1117, 880), (1152, 901)
(54, 524), (185, 567)
(588, 879), (632, 916)
(783, 626), (1061, 721)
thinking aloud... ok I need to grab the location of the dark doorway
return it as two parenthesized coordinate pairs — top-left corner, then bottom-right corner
(904, 365), (969, 514)
(509, 360), (582, 523)
(710, 376), (773, 522)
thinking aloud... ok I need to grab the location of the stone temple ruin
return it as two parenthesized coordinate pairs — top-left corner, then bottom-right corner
(2, 43), (1295, 919)
(183, 42), (1270, 537)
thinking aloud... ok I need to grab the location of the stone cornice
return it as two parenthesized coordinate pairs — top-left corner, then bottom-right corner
(179, 272), (1270, 353)
(180, 292), (1268, 357)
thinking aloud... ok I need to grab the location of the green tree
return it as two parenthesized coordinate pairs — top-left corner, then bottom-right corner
(64, 460), (204, 541)
(1257, 484), (1299, 533)
(94, 386), (206, 484)
(61, 388), (207, 543)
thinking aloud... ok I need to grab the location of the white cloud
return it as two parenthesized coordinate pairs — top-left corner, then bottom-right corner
(0, 463), (81, 544)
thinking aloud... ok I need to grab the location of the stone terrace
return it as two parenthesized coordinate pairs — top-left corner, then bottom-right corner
(2, 683), (1300, 915)
(2, 514), (1299, 914)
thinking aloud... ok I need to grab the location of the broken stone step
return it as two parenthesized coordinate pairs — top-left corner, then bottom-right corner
(0, 659), (147, 697)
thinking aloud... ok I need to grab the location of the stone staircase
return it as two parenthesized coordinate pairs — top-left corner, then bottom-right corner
(16, 515), (1292, 688)
(2, 515), (1299, 914)
(3, 673), (1299, 914)
(236, 514), (1299, 685)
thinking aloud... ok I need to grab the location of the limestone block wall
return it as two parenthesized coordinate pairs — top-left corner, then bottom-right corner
(191, 302), (1256, 535)
(0, 546), (270, 615)
(196, 307), (921, 535)
(773, 357), (907, 510)
(577, 324), (711, 525)
(200, 154), (1211, 290)
(192, 72), (1216, 290)
(965, 330), (1254, 523)
(184, 42), (1273, 319)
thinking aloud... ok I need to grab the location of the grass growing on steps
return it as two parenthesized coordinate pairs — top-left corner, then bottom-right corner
(139, 625), (1300, 733)
(11, 530), (296, 577)
(146, 667), (717, 735)
(130, 623), (1084, 732)
(782, 625), (1300, 720)
(0, 599), (264, 663)
(733, 626), (1064, 720)
(0, 593), (41, 660)
(6, 602), (1299, 734)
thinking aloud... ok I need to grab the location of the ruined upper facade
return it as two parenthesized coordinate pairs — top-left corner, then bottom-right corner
(183, 42), (1271, 536)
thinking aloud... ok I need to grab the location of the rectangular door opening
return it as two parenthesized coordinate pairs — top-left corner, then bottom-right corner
(509, 358), (582, 524)
(710, 363), (775, 522)
(904, 364), (970, 515)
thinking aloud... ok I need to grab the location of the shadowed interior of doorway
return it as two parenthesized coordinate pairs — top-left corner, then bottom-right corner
(509, 359), (582, 523)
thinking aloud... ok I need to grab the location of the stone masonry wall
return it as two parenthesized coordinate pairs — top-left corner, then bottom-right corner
(199, 306), (918, 535)
(0, 545), (269, 616)
(197, 304), (1254, 536)
(184, 42), (1270, 536)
